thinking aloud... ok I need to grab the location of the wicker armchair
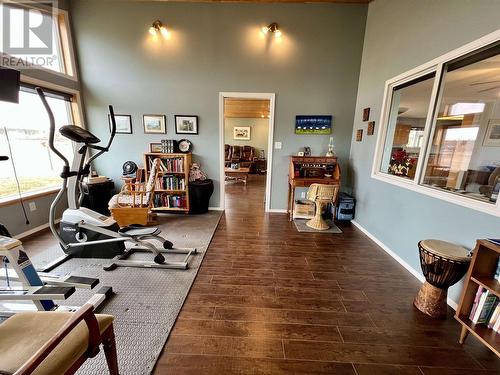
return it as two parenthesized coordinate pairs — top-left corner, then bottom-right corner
(306, 184), (340, 230)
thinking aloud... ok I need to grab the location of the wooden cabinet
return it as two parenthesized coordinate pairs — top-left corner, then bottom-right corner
(144, 153), (192, 213)
(393, 124), (411, 146)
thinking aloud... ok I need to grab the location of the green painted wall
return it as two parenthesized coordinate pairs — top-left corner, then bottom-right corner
(69, 0), (367, 209)
(350, 0), (500, 304)
(224, 118), (269, 158)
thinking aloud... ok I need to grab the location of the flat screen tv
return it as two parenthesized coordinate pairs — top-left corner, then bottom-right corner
(0, 68), (20, 104)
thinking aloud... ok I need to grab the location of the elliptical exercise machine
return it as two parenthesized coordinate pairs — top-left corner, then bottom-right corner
(36, 88), (196, 272)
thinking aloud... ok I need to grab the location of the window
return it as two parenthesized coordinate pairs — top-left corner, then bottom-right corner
(373, 32), (500, 215)
(0, 3), (74, 77)
(0, 86), (74, 200)
(380, 73), (435, 180)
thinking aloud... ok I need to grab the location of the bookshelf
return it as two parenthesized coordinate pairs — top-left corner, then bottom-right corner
(144, 153), (192, 213)
(455, 239), (500, 356)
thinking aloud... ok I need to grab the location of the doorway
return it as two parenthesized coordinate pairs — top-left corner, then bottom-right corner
(218, 92), (275, 212)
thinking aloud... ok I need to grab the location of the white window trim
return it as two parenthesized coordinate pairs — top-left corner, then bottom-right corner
(371, 28), (500, 218)
(0, 76), (83, 205)
(0, 8), (78, 81)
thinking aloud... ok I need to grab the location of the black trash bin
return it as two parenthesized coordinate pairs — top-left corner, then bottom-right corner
(189, 179), (214, 214)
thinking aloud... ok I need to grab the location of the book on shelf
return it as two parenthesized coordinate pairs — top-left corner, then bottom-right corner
(156, 175), (186, 191)
(159, 157), (184, 173)
(494, 311), (500, 332)
(153, 193), (187, 209)
(161, 140), (176, 153)
(487, 303), (500, 329)
(470, 286), (499, 329)
(469, 286), (484, 320)
(147, 155), (185, 174)
(494, 257), (500, 281)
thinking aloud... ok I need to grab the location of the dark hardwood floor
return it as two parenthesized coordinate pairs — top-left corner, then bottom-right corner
(154, 174), (500, 374)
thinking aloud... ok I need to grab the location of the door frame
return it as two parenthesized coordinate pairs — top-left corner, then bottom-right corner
(218, 92), (276, 212)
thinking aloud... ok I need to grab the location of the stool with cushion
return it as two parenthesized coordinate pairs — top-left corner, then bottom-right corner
(0, 304), (118, 375)
(306, 184), (339, 230)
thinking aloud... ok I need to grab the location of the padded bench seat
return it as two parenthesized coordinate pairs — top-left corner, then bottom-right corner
(0, 311), (113, 375)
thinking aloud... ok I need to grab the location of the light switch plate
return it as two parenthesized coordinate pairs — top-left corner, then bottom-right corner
(274, 141), (282, 149)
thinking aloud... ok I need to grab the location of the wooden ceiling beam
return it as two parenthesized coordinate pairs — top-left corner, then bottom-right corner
(142, 0), (371, 3)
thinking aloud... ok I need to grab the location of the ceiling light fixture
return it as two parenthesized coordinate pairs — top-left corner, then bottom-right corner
(149, 20), (170, 38)
(261, 22), (282, 39)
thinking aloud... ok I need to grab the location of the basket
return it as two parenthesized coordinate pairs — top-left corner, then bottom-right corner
(293, 199), (315, 219)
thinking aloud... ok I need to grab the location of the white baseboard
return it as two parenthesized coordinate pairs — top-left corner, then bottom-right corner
(267, 208), (287, 213)
(13, 219), (60, 240)
(208, 207), (224, 211)
(351, 220), (458, 310)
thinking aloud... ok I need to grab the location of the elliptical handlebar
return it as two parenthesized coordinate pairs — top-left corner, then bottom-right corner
(36, 87), (70, 171)
(82, 105), (116, 174)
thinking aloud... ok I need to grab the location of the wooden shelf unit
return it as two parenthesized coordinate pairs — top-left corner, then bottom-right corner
(144, 153), (192, 213)
(455, 239), (500, 357)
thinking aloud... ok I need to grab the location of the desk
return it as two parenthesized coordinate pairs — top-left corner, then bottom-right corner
(287, 156), (340, 221)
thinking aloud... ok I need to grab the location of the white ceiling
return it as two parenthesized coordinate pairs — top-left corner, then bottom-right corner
(398, 54), (500, 119)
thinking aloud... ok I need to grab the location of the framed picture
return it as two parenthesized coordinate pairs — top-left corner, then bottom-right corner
(362, 108), (370, 122)
(233, 126), (251, 140)
(150, 143), (163, 153)
(367, 121), (375, 135)
(175, 115), (198, 134)
(143, 114), (166, 134)
(295, 115), (332, 135)
(108, 114), (132, 134)
(356, 129), (363, 142)
(483, 119), (500, 147)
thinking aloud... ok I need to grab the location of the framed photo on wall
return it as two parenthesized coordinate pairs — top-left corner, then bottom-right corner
(483, 119), (500, 147)
(175, 115), (198, 134)
(233, 126), (251, 140)
(143, 114), (166, 134)
(108, 114), (132, 134)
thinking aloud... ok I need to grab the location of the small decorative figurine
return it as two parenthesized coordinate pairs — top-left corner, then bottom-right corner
(189, 162), (208, 182)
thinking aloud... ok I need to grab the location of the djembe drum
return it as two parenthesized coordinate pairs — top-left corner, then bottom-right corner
(414, 239), (471, 319)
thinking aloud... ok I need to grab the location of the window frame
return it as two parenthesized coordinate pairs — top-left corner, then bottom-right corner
(0, 75), (83, 205)
(371, 28), (500, 217)
(0, 6), (78, 81)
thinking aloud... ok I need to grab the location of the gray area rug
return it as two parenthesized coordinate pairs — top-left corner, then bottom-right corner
(294, 219), (342, 233)
(24, 211), (222, 375)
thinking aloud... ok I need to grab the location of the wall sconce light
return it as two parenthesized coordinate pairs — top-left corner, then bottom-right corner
(261, 22), (282, 39)
(149, 20), (170, 38)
